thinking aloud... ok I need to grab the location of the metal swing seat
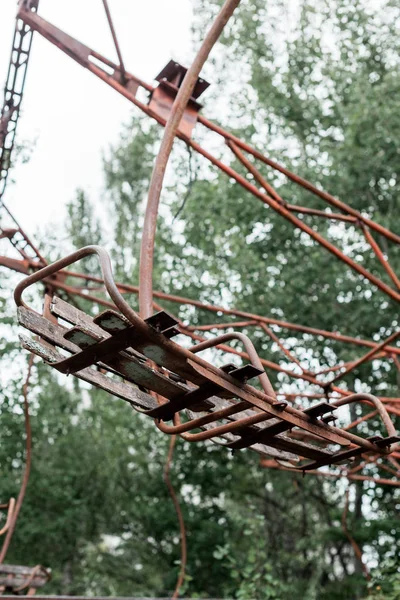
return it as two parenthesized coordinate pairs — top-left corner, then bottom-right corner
(0, 564), (49, 596)
(0, 501), (50, 596)
(14, 245), (399, 471)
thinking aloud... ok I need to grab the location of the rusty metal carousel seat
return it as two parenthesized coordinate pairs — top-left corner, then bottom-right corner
(0, 565), (50, 596)
(0, 502), (50, 596)
(14, 246), (399, 471)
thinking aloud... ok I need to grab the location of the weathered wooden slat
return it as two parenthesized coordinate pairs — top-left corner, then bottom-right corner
(255, 433), (333, 461)
(51, 297), (147, 363)
(18, 308), (187, 401)
(19, 335), (156, 410)
(50, 296), (107, 329)
(52, 300), (205, 385)
(94, 309), (211, 386)
(55, 326), (135, 374)
(64, 327), (195, 402)
(0, 564), (49, 589)
(18, 306), (88, 354)
(0, 566), (46, 577)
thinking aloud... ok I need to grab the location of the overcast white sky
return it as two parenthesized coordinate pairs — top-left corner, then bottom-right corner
(0, 0), (193, 239)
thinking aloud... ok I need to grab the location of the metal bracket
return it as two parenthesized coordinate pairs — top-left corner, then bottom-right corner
(148, 60), (210, 138)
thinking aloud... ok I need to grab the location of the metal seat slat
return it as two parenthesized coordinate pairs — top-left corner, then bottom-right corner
(64, 327), (190, 401)
(18, 307), (186, 400)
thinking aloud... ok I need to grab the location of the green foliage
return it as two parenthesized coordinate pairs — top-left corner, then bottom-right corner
(364, 560), (400, 600)
(67, 189), (103, 251)
(213, 513), (290, 599)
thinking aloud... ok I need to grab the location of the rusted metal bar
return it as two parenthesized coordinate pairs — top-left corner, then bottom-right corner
(179, 411), (277, 444)
(348, 455), (400, 480)
(181, 322), (373, 404)
(286, 205), (358, 223)
(332, 394), (397, 439)
(139, 0), (241, 319)
(227, 140), (400, 303)
(180, 325), (320, 386)
(326, 330), (400, 387)
(363, 455), (400, 478)
(344, 410), (378, 432)
(0, 255), (30, 274)
(388, 455), (400, 473)
(16, 6), (143, 98)
(259, 322), (304, 370)
(314, 358), (384, 377)
(163, 434), (187, 600)
(189, 331), (276, 398)
(225, 141), (356, 224)
(386, 405), (400, 418)
(187, 320), (258, 331)
(393, 353), (400, 372)
(201, 116), (400, 246)
(0, 500), (15, 537)
(156, 401), (250, 435)
(361, 223), (400, 290)
(346, 461), (366, 476)
(101, 0), (126, 79)
(260, 458), (400, 486)
(53, 269), (400, 355)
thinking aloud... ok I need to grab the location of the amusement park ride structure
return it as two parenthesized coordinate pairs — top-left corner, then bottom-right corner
(0, 0), (399, 594)
(0, 0), (399, 483)
(0, 1), (400, 590)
